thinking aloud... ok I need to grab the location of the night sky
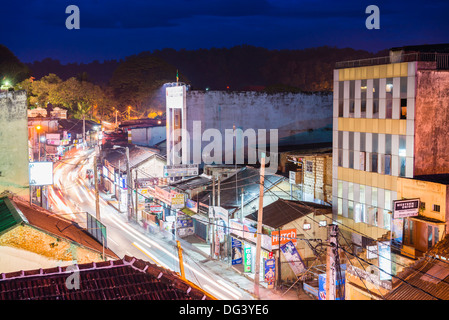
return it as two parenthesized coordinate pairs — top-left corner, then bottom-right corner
(2, 0), (449, 63)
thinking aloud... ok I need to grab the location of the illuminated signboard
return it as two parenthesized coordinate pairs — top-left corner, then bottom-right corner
(29, 162), (54, 186)
(166, 86), (185, 109)
(393, 198), (420, 219)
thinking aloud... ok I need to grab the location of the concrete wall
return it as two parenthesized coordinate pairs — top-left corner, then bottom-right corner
(131, 126), (166, 147)
(414, 70), (449, 175)
(184, 91), (333, 164)
(0, 91), (29, 198)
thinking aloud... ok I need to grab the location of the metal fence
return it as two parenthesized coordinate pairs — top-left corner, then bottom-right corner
(335, 52), (449, 69)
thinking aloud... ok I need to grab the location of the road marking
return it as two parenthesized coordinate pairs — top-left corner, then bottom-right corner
(132, 242), (170, 269)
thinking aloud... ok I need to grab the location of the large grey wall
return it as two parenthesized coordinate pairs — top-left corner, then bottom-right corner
(0, 91), (29, 198)
(184, 90), (332, 164)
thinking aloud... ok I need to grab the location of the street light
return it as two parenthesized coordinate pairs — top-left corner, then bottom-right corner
(113, 145), (133, 221)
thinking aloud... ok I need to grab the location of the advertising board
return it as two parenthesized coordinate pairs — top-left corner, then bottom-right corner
(393, 198), (420, 219)
(29, 162), (54, 186)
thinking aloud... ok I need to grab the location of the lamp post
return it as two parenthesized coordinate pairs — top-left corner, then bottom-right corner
(113, 145), (133, 221)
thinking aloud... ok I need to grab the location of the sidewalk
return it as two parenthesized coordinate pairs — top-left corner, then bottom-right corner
(100, 192), (312, 300)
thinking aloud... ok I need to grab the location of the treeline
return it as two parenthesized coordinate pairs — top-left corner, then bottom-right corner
(1, 44), (388, 122)
(24, 45), (387, 92)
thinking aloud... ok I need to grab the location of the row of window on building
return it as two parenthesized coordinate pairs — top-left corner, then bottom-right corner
(336, 77), (411, 119)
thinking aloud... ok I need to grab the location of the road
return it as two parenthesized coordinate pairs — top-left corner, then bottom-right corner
(47, 146), (252, 300)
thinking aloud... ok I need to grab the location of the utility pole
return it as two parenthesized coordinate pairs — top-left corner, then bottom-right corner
(135, 169), (138, 222)
(118, 159), (121, 212)
(210, 176), (216, 259)
(126, 147), (133, 221)
(254, 153), (266, 299)
(326, 224), (339, 300)
(240, 188), (244, 222)
(82, 114), (86, 149)
(94, 155), (100, 221)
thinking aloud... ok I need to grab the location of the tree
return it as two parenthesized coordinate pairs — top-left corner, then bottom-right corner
(52, 77), (106, 120)
(109, 53), (188, 114)
(0, 45), (30, 86)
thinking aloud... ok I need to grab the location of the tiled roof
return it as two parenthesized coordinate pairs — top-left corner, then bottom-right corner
(245, 199), (332, 229)
(0, 256), (215, 300)
(3, 194), (117, 259)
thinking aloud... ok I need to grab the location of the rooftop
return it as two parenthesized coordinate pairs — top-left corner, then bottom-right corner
(0, 255), (215, 300)
(0, 193), (117, 259)
(335, 43), (449, 69)
(412, 174), (449, 186)
(245, 199), (332, 229)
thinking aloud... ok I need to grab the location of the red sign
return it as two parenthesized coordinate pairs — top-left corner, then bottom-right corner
(271, 229), (297, 248)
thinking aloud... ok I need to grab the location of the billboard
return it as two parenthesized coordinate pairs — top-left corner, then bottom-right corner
(271, 228), (297, 249)
(243, 245), (252, 273)
(164, 164), (199, 178)
(264, 259), (276, 289)
(29, 162), (54, 186)
(166, 85), (185, 109)
(171, 192), (185, 209)
(393, 198), (420, 219)
(280, 240), (306, 276)
(232, 238), (243, 265)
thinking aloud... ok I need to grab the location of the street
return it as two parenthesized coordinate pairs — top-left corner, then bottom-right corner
(47, 146), (252, 300)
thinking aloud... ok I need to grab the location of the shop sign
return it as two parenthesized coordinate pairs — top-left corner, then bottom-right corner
(393, 198), (420, 219)
(171, 192), (185, 209)
(271, 228), (297, 249)
(264, 259), (276, 289)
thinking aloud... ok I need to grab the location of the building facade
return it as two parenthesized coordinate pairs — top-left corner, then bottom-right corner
(332, 46), (449, 246)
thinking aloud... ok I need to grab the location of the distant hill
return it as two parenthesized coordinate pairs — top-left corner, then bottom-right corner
(25, 58), (120, 86)
(24, 45), (388, 92)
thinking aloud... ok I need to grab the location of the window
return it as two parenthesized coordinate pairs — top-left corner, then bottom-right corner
(306, 160), (313, 173)
(361, 79), (367, 117)
(360, 132), (366, 152)
(373, 79), (379, 119)
(399, 156), (406, 177)
(371, 153), (378, 173)
(349, 150), (354, 169)
(349, 80), (355, 118)
(385, 134), (392, 155)
(359, 151), (366, 171)
(384, 155), (391, 175)
(385, 78), (393, 119)
(372, 133), (378, 153)
(433, 204), (441, 212)
(400, 77), (407, 119)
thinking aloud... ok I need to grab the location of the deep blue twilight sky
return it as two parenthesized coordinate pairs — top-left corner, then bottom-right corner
(2, 0), (449, 63)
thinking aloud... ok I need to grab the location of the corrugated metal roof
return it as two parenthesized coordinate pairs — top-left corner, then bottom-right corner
(385, 258), (449, 300)
(245, 199), (332, 229)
